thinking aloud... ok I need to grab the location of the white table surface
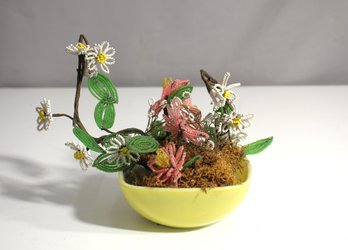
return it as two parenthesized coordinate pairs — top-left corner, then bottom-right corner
(0, 86), (347, 250)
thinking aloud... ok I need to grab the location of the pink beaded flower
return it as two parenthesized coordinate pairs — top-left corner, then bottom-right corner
(147, 142), (186, 186)
(161, 79), (190, 100)
(163, 97), (209, 145)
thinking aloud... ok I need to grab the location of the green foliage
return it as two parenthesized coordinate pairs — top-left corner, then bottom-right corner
(205, 126), (217, 141)
(126, 135), (159, 154)
(167, 85), (193, 103)
(150, 120), (167, 139)
(72, 127), (103, 153)
(184, 155), (201, 169)
(243, 137), (273, 155)
(88, 73), (118, 129)
(93, 153), (128, 172)
(94, 101), (115, 129)
(87, 73), (118, 102)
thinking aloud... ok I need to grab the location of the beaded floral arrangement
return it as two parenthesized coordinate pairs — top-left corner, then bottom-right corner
(35, 35), (272, 188)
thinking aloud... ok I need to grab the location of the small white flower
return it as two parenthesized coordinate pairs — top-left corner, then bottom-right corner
(85, 41), (116, 75)
(215, 113), (252, 143)
(66, 42), (90, 55)
(231, 113), (254, 132)
(35, 98), (53, 131)
(209, 72), (240, 111)
(65, 141), (93, 171)
(100, 135), (140, 167)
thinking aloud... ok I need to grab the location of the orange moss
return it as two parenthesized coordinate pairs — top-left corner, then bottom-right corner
(126, 143), (249, 189)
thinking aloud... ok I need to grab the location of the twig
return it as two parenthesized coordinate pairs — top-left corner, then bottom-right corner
(200, 69), (218, 93)
(53, 113), (73, 120)
(73, 34), (89, 131)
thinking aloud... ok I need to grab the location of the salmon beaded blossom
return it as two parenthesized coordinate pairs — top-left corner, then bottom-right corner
(147, 142), (186, 187)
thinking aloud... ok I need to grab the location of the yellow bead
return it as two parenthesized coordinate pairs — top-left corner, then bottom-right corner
(96, 52), (107, 64)
(162, 77), (173, 89)
(77, 43), (87, 49)
(223, 90), (231, 99)
(39, 110), (46, 121)
(232, 117), (241, 127)
(74, 151), (85, 160)
(155, 148), (170, 168)
(120, 147), (130, 156)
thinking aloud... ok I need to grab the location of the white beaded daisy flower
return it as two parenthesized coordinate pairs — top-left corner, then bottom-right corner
(216, 113), (251, 143)
(230, 113), (254, 132)
(66, 42), (90, 55)
(85, 41), (116, 75)
(209, 72), (240, 111)
(100, 135), (140, 167)
(65, 141), (93, 171)
(35, 98), (53, 131)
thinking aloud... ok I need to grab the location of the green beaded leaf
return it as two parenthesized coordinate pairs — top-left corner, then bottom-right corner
(88, 73), (118, 103)
(93, 153), (127, 173)
(243, 137), (273, 155)
(94, 101), (115, 129)
(72, 127), (103, 153)
(167, 85), (193, 103)
(150, 120), (167, 139)
(184, 155), (201, 169)
(126, 135), (159, 154)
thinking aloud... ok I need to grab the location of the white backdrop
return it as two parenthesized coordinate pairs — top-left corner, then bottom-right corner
(0, 0), (348, 87)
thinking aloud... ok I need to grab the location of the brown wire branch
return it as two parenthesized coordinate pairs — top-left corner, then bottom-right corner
(72, 34), (89, 131)
(53, 113), (73, 120)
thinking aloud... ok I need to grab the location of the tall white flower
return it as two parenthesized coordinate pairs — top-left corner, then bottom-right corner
(100, 135), (140, 167)
(35, 98), (53, 131)
(209, 72), (240, 111)
(85, 41), (116, 75)
(65, 142), (93, 171)
(66, 42), (90, 55)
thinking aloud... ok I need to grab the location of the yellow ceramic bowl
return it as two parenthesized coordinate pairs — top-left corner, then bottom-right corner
(118, 162), (251, 228)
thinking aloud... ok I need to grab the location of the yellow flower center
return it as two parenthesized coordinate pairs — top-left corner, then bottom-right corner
(154, 148), (170, 168)
(96, 52), (107, 64)
(74, 151), (85, 160)
(39, 110), (46, 121)
(162, 77), (173, 89)
(119, 147), (130, 156)
(223, 90), (231, 99)
(232, 117), (241, 127)
(77, 43), (87, 50)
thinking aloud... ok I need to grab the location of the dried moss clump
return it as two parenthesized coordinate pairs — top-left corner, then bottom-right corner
(126, 143), (249, 189)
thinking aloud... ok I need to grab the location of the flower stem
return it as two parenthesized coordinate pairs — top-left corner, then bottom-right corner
(53, 113), (73, 120)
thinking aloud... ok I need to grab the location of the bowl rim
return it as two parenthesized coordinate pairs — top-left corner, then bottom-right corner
(118, 161), (251, 191)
